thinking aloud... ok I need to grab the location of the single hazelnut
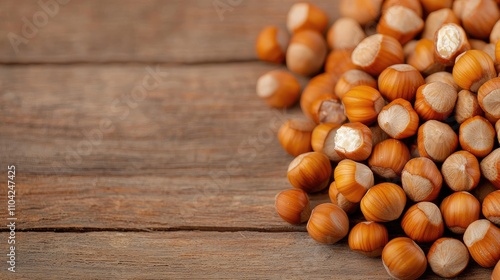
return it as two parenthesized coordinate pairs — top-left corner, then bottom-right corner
(434, 23), (470, 66)
(377, 5), (424, 45)
(360, 182), (406, 222)
(453, 50), (497, 92)
(334, 69), (377, 100)
(378, 64), (425, 102)
(455, 90), (484, 124)
(427, 238), (470, 278)
(339, 0), (383, 26)
(275, 189), (311, 224)
(328, 181), (358, 214)
(307, 203), (349, 244)
(414, 82), (458, 121)
(286, 30), (327, 76)
(324, 49), (359, 76)
(278, 119), (315, 156)
(401, 202), (444, 243)
(334, 122), (373, 161)
(425, 71), (460, 91)
(334, 159), (374, 203)
(382, 237), (427, 280)
(483, 190), (500, 226)
(255, 26), (289, 64)
(368, 139), (410, 179)
(407, 39), (445, 76)
(256, 70), (300, 108)
(481, 148), (500, 189)
(455, 0), (500, 39)
(326, 17), (366, 51)
(342, 86), (385, 125)
(440, 191), (481, 234)
(463, 219), (500, 268)
(417, 120), (458, 162)
(310, 95), (346, 125)
(287, 151), (332, 193)
(286, 2), (328, 34)
(348, 221), (388, 257)
(401, 157), (442, 202)
(377, 98), (419, 139)
(420, 0), (453, 14)
(459, 116), (496, 157)
(351, 34), (405, 76)
(478, 77), (500, 119)
(442, 150), (481, 192)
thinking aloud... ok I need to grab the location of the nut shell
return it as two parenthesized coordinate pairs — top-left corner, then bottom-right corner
(377, 98), (419, 139)
(402, 157), (443, 202)
(352, 34), (404, 76)
(483, 190), (500, 226)
(255, 26), (289, 64)
(360, 182), (406, 222)
(275, 189), (311, 224)
(278, 119), (315, 156)
(401, 201), (444, 243)
(440, 191), (481, 234)
(286, 30), (327, 76)
(382, 237), (427, 280)
(256, 70), (300, 108)
(307, 203), (349, 244)
(463, 219), (500, 268)
(334, 159), (374, 203)
(427, 238), (470, 278)
(287, 152), (332, 193)
(348, 221), (388, 257)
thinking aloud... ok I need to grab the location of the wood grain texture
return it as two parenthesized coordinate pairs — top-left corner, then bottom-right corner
(9, 231), (492, 279)
(0, 0), (339, 64)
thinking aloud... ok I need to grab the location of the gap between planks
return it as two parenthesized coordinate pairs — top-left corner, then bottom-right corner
(0, 226), (307, 233)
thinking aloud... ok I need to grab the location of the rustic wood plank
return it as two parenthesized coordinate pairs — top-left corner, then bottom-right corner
(0, 63), (313, 229)
(0, 0), (340, 64)
(5, 231), (491, 279)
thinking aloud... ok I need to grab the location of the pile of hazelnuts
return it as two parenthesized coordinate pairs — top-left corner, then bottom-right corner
(255, 0), (500, 279)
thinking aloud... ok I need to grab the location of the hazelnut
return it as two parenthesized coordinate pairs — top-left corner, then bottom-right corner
(307, 203), (349, 244)
(287, 152), (332, 193)
(407, 39), (445, 76)
(401, 157), (442, 202)
(311, 123), (344, 162)
(334, 159), (374, 203)
(348, 221), (388, 257)
(441, 150), (481, 192)
(286, 30), (327, 76)
(256, 70), (300, 108)
(440, 191), (481, 234)
(334, 69), (377, 100)
(278, 119), (315, 156)
(434, 23), (470, 66)
(342, 86), (385, 125)
(483, 190), (500, 226)
(425, 71), (460, 91)
(478, 77), (500, 119)
(378, 64), (424, 102)
(310, 95), (346, 125)
(360, 182), (406, 222)
(454, 0), (500, 39)
(401, 201), (444, 243)
(351, 34), (405, 76)
(367, 139), (410, 179)
(453, 50), (497, 92)
(480, 148), (500, 189)
(286, 2), (328, 34)
(459, 116), (496, 157)
(255, 26), (289, 64)
(275, 189), (311, 224)
(427, 238), (470, 278)
(420, 0), (453, 14)
(382, 0), (422, 17)
(422, 8), (460, 40)
(328, 181), (358, 214)
(417, 120), (458, 162)
(300, 73), (339, 120)
(339, 0), (383, 26)
(382, 237), (427, 280)
(334, 122), (373, 161)
(455, 90), (484, 124)
(377, 98), (419, 139)
(377, 5), (424, 45)
(463, 219), (500, 268)
(414, 82), (458, 121)
(324, 49), (359, 76)
(326, 17), (366, 51)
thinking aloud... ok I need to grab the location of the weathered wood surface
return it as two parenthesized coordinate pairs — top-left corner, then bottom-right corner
(8, 232), (492, 279)
(0, 0), (495, 279)
(0, 0), (340, 64)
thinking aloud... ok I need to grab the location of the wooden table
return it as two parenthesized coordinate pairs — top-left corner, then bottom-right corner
(0, 0), (493, 278)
